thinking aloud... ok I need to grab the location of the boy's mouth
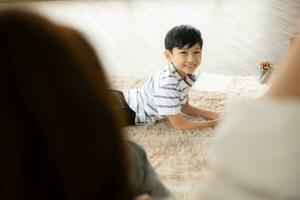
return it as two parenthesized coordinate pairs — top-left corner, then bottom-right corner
(184, 65), (196, 69)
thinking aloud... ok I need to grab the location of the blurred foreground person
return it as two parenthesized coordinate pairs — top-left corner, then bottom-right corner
(195, 29), (300, 199)
(0, 9), (171, 200)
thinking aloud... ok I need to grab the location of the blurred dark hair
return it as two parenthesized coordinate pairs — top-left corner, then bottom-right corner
(164, 24), (203, 51)
(0, 9), (133, 200)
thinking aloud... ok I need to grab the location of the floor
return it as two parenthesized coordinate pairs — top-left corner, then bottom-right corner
(2, 0), (300, 77)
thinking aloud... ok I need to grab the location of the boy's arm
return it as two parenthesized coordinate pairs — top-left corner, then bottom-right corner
(181, 98), (219, 120)
(167, 114), (218, 130)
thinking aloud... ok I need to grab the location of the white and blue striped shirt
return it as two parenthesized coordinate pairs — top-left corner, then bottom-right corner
(123, 64), (197, 125)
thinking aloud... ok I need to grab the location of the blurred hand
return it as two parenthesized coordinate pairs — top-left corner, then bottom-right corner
(289, 31), (300, 49)
(135, 194), (153, 200)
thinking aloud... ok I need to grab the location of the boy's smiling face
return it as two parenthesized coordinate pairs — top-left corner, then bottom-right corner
(164, 43), (202, 78)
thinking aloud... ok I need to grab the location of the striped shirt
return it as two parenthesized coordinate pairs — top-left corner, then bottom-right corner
(123, 64), (197, 125)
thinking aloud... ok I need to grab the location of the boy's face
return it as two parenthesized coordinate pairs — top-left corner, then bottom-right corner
(164, 43), (202, 77)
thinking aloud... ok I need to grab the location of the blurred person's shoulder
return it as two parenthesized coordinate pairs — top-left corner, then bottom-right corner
(193, 98), (300, 200)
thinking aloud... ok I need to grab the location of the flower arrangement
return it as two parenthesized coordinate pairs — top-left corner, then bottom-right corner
(259, 61), (275, 83)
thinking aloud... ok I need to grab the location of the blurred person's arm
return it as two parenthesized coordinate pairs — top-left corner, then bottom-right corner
(265, 31), (300, 100)
(195, 29), (300, 200)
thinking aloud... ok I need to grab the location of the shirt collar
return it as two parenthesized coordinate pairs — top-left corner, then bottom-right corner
(167, 63), (197, 86)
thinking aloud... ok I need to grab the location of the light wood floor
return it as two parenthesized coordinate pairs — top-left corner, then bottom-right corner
(2, 0), (300, 77)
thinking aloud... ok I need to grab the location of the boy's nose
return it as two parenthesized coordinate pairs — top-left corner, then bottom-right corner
(187, 54), (196, 63)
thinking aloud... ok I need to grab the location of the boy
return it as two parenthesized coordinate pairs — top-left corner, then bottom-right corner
(112, 25), (219, 130)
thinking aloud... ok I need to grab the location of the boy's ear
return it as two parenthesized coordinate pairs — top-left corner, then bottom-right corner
(164, 49), (172, 62)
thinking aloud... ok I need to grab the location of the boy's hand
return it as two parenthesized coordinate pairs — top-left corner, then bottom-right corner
(198, 111), (222, 120)
(206, 119), (219, 128)
(168, 114), (219, 130)
(181, 101), (221, 120)
(210, 111), (221, 120)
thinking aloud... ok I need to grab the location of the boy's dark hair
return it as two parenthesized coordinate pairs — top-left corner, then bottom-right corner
(164, 24), (203, 51)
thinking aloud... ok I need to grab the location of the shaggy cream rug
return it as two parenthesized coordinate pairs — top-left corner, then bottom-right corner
(109, 75), (268, 200)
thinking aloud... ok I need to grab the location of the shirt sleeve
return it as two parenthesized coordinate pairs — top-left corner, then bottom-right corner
(152, 87), (181, 116)
(195, 98), (300, 200)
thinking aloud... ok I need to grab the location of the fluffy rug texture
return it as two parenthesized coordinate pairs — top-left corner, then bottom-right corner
(109, 75), (268, 200)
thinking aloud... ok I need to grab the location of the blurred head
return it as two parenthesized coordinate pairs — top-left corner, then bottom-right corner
(0, 9), (133, 200)
(289, 31), (300, 50)
(164, 25), (203, 77)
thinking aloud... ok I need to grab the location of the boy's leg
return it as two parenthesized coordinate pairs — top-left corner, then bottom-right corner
(110, 90), (136, 126)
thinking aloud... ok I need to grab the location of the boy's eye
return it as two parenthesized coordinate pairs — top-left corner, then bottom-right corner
(194, 51), (201, 54)
(180, 51), (187, 54)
